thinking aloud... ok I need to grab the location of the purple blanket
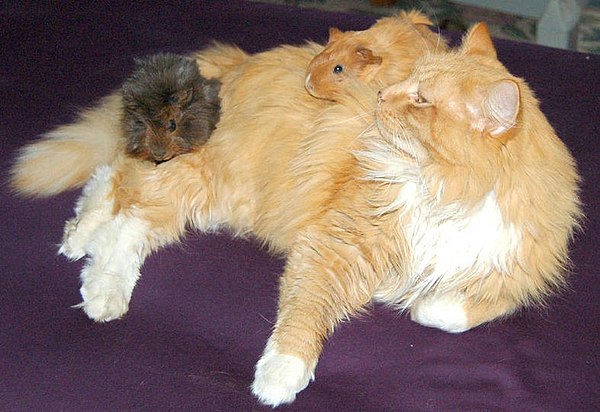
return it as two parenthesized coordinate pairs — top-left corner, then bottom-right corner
(2, 1), (599, 410)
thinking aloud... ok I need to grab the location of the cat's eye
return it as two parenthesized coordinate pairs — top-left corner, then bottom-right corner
(410, 93), (430, 106)
(333, 64), (344, 74)
(168, 119), (177, 132)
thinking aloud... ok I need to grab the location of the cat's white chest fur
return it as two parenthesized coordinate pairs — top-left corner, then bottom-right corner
(375, 175), (522, 308)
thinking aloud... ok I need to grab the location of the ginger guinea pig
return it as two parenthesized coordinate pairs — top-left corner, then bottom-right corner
(305, 10), (446, 101)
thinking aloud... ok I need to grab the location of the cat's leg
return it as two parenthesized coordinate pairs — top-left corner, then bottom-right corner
(73, 154), (213, 322)
(410, 291), (471, 333)
(75, 212), (151, 322)
(54, 163), (144, 321)
(59, 165), (117, 260)
(410, 273), (522, 333)
(252, 233), (378, 406)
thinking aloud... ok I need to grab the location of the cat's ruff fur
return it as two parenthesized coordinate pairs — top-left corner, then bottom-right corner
(13, 24), (581, 407)
(305, 10), (447, 100)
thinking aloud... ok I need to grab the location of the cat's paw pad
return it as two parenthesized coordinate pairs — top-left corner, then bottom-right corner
(411, 294), (470, 333)
(77, 273), (129, 322)
(59, 218), (86, 260)
(252, 347), (314, 407)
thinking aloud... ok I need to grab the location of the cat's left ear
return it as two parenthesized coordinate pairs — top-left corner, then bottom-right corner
(481, 79), (520, 137)
(463, 23), (497, 58)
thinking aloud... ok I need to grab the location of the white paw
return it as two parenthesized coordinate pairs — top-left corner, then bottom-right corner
(411, 294), (470, 333)
(59, 218), (87, 260)
(76, 265), (130, 322)
(59, 165), (116, 260)
(252, 344), (314, 407)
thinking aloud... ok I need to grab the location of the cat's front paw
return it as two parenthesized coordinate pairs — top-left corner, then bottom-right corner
(411, 294), (470, 333)
(252, 344), (314, 407)
(59, 218), (86, 260)
(76, 266), (130, 322)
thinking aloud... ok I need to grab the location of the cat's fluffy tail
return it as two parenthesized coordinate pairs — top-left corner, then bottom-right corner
(192, 42), (250, 79)
(9, 43), (250, 198)
(10, 93), (124, 197)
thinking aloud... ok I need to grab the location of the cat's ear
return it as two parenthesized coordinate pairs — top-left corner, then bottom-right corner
(463, 23), (497, 58)
(402, 10), (433, 27)
(328, 27), (343, 43)
(355, 47), (382, 66)
(481, 79), (520, 137)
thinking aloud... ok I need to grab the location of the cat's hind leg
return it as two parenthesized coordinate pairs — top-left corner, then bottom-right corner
(75, 212), (150, 322)
(59, 165), (117, 260)
(410, 292), (471, 333)
(55, 163), (147, 322)
(410, 274), (523, 333)
(72, 154), (211, 322)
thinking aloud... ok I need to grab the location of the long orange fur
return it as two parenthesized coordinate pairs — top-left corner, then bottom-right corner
(11, 21), (581, 406)
(105, 23), (580, 380)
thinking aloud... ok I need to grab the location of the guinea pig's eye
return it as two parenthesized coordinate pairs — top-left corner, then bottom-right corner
(168, 119), (177, 132)
(333, 64), (344, 74)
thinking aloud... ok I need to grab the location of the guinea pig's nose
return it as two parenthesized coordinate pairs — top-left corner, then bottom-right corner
(152, 146), (168, 160)
(377, 90), (384, 103)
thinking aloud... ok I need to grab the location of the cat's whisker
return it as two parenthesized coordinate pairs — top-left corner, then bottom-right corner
(407, 19), (434, 56)
(326, 110), (376, 127)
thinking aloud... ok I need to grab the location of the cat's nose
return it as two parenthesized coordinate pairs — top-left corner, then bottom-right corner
(377, 90), (385, 103)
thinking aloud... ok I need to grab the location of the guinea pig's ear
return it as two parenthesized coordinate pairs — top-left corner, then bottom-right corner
(355, 47), (382, 66)
(178, 58), (200, 83)
(328, 27), (343, 43)
(201, 79), (221, 103)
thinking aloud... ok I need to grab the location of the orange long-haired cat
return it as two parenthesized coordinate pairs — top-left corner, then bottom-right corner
(11, 24), (581, 407)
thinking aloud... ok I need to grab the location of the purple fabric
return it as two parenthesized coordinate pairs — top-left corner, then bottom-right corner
(1, 1), (599, 410)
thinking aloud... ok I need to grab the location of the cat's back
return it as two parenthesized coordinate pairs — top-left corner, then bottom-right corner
(206, 47), (375, 249)
(213, 42), (329, 177)
(219, 42), (324, 110)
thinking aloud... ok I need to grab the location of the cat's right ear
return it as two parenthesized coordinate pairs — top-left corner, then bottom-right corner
(328, 27), (343, 43)
(463, 23), (497, 58)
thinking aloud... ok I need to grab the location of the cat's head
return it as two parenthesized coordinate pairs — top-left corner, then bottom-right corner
(376, 23), (520, 166)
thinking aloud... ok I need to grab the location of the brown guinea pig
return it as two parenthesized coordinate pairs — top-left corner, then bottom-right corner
(122, 53), (221, 163)
(305, 10), (447, 101)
